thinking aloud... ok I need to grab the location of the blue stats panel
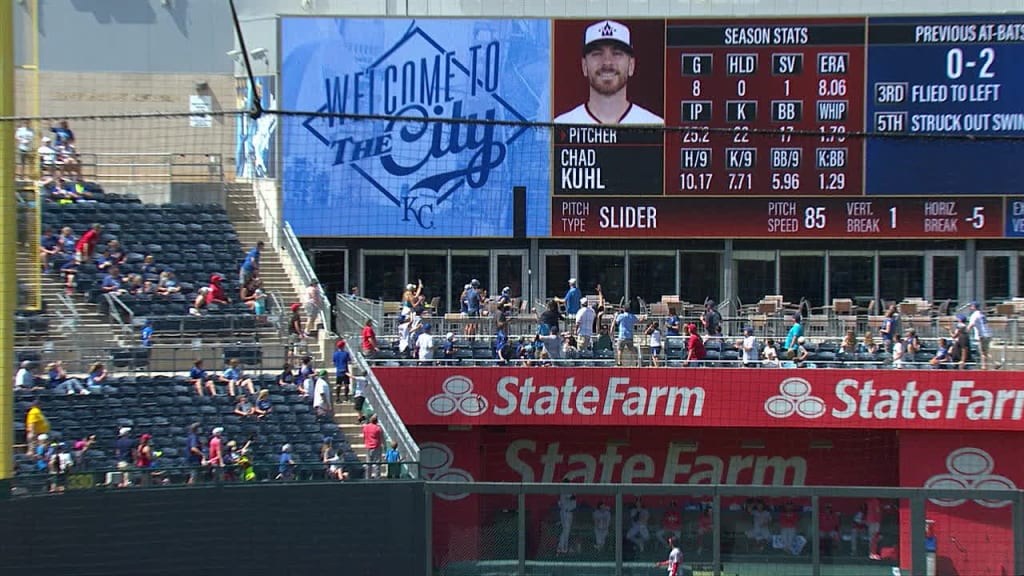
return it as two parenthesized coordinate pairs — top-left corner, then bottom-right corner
(280, 18), (551, 237)
(866, 15), (1024, 196)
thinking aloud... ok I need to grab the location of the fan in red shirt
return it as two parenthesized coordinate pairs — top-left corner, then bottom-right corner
(74, 223), (102, 263)
(206, 274), (230, 305)
(685, 323), (706, 366)
(361, 318), (379, 358)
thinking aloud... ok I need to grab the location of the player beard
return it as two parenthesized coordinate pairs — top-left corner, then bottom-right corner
(588, 68), (628, 97)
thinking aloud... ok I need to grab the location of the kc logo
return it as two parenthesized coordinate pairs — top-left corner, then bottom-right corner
(764, 377), (827, 419)
(419, 442), (474, 501)
(427, 375), (489, 417)
(925, 447), (1016, 508)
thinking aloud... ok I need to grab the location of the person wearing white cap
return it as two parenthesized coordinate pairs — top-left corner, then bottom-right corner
(575, 297), (596, 350)
(555, 20), (664, 125)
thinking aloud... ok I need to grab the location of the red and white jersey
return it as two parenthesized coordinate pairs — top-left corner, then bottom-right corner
(554, 102), (663, 125)
(665, 547), (682, 575)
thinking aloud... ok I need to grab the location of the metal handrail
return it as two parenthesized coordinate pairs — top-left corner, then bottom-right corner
(52, 291), (81, 333)
(29, 151), (226, 182)
(283, 221), (332, 337)
(103, 292), (135, 335)
(356, 352), (422, 474)
(249, 178), (281, 248)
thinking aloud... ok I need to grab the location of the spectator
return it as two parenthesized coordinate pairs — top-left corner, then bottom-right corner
(684, 323), (706, 367)
(891, 333), (906, 369)
(930, 338), (951, 369)
(157, 270), (181, 295)
(239, 241), (263, 287)
(288, 303), (304, 360)
(613, 301), (639, 367)
(702, 299), (722, 336)
(188, 359), (217, 397)
(134, 434), (155, 483)
(296, 355), (315, 395)
(361, 318), (379, 358)
(253, 389), (273, 419)
(304, 279), (323, 334)
(101, 266), (126, 295)
(24, 399), (49, 452)
(645, 321), (663, 367)
(189, 287), (209, 316)
(141, 319), (154, 348)
(560, 334), (578, 360)
(879, 305), (897, 352)
(39, 227), (59, 272)
(74, 223), (103, 263)
(967, 301), (994, 370)
(251, 287), (267, 321)
(665, 307), (680, 337)
(465, 278), (482, 316)
(185, 423), (203, 484)
(60, 258), (79, 294)
(37, 136), (57, 175)
(951, 318), (972, 369)
(208, 428), (225, 479)
(363, 414), (384, 479)
(322, 437), (347, 481)
(85, 362), (107, 392)
(496, 286), (513, 313)
(105, 240), (127, 267)
(904, 328), (921, 363)
(72, 435), (96, 468)
(332, 340), (352, 402)
(794, 336), (811, 367)
(540, 300), (562, 335)
(14, 360), (39, 391)
(47, 360), (86, 395)
(555, 277), (582, 316)
(839, 330), (858, 355)
(783, 314), (804, 359)
(206, 274), (230, 306)
(15, 121), (33, 178)
(141, 254), (159, 276)
(114, 426), (135, 467)
(52, 120), (75, 145)
(442, 332), (457, 363)
(219, 358), (256, 397)
(575, 298), (595, 350)
(48, 442), (74, 493)
(312, 369), (333, 419)
(57, 226), (77, 257)
(416, 323), (435, 364)
(234, 394), (254, 418)
(385, 440), (402, 479)
(401, 280), (422, 309)
(860, 331), (879, 355)
(738, 326), (758, 367)
(277, 444), (296, 480)
(277, 362), (296, 388)
(762, 338), (780, 367)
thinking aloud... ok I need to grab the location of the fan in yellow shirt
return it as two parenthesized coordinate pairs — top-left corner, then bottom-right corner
(25, 399), (50, 451)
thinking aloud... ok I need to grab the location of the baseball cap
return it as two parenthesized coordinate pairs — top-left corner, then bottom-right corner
(446, 332), (454, 340)
(318, 368), (328, 377)
(969, 301), (979, 308)
(583, 20), (633, 54)
(336, 340), (346, 349)
(580, 297), (588, 306)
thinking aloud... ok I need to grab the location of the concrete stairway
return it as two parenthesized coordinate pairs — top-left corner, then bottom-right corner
(225, 181), (323, 364)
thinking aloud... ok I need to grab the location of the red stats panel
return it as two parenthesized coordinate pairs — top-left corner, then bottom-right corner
(553, 196), (1004, 238)
(665, 19), (866, 196)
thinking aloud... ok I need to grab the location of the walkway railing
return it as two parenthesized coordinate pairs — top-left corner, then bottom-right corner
(356, 351), (422, 473)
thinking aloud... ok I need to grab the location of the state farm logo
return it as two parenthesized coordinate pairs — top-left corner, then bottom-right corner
(420, 442), (474, 501)
(427, 375), (488, 417)
(764, 378), (827, 419)
(925, 447), (1016, 508)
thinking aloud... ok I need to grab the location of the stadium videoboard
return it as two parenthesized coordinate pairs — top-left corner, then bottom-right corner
(280, 15), (1024, 239)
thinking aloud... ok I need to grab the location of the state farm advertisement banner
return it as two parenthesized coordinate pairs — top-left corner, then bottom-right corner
(374, 367), (1024, 430)
(898, 431), (1019, 576)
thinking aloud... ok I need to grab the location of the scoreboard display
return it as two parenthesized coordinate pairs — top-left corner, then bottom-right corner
(552, 14), (1024, 239)
(664, 19), (865, 197)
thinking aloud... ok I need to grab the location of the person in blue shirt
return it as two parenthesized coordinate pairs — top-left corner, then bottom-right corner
(188, 359), (217, 397)
(496, 286), (513, 313)
(277, 444), (296, 480)
(101, 266), (124, 294)
(783, 314), (804, 359)
(557, 278), (583, 316)
(39, 227), (60, 271)
(51, 120), (74, 145)
(665, 307), (681, 337)
(614, 300), (639, 367)
(495, 328), (509, 363)
(385, 440), (402, 479)
(141, 320), (154, 348)
(239, 241), (263, 287)
(185, 423), (203, 484)
(442, 332), (456, 363)
(332, 340), (352, 402)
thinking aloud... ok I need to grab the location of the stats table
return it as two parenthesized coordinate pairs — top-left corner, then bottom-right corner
(551, 14), (1024, 239)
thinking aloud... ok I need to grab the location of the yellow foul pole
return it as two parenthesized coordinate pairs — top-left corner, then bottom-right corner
(0, 0), (17, 487)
